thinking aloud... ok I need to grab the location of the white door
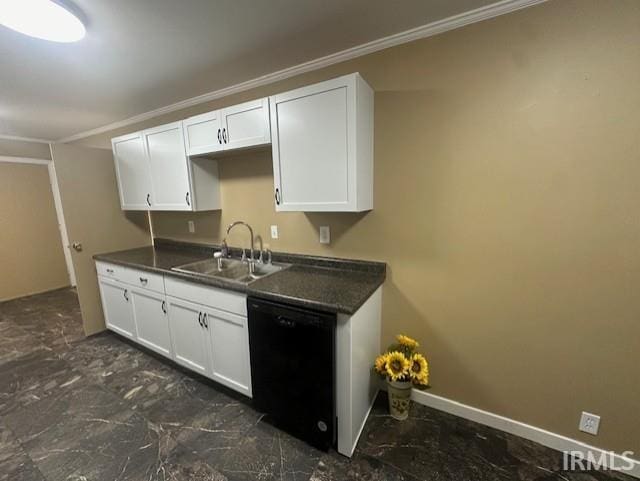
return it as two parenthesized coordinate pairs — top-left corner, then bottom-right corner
(270, 78), (354, 211)
(207, 307), (252, 397)
(183, 111), (224, 156)
(167, 297), (211, 376)
(111, 132), (153, 210)
(130, 288), (172, 358)
(143, 122), (193, 211)
(221, 98), (271, 151)
(97, 277), (136, 339)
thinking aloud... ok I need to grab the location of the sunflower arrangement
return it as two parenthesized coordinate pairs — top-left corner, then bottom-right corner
(374, 334), (429, 387)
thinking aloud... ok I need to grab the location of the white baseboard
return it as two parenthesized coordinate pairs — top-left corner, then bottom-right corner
(403, 388), (640, 478)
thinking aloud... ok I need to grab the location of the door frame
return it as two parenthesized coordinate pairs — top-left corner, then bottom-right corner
(0, 154), (76, 286)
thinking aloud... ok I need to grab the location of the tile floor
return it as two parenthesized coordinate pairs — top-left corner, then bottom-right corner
(0, 288), (633, 481)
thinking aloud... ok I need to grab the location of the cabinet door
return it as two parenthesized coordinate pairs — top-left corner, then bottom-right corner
(130, 288), (172, 358)
(166, 297), (211, 376)
(206, 307), (252, 397)
(143, 122), (193, 211)
(183, 111), (224, 156)
(111, 132), (153, 210)
(221, 98), (270, 151)
(270, 77), (354, 211)
(98, 277), (136, 339)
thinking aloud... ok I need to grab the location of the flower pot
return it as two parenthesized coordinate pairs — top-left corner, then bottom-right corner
(387, 380), (412, 420)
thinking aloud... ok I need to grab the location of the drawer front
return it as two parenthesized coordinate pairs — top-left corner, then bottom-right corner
(121, 268), (165, 293)
(96, 261), (128, 281)
(165, 276), (246, 316)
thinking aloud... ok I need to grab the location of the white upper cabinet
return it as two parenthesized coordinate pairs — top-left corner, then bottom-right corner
(221, 98), (270, 151)
(182, 111), (223, 157)
(143, 122), (193, 211)
(112, 123), (220, 212)
(270, 73), (374, 212)
(183, 98), (271, 156)
(112, 133), (153, 210)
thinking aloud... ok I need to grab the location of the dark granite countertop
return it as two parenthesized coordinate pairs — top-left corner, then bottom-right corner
(93, 239), (385, 314)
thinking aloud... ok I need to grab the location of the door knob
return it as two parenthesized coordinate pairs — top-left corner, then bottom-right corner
(71, 242), (83, 252)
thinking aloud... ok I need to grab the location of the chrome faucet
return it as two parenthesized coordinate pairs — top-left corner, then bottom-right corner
(226, 221), (254, 262)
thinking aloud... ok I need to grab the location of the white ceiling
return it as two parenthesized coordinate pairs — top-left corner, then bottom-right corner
(0, 0), (501, 141)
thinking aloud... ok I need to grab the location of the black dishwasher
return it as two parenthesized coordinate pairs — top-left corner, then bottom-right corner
(248, 297), (336, 450)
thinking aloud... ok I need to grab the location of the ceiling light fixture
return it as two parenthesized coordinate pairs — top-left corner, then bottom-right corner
(0, 0), (85, 43)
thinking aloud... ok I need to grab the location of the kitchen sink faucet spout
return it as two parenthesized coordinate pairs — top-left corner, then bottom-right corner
(226, 221), (254, 262)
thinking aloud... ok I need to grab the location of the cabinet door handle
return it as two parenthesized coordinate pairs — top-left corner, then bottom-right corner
(217, 128), (222, 144)
(222, 128), (227, 144)
(203, 313), (208, 329)
(161, 300), (167, 314)
(185, 192), (190, 206)
(123, 289), (129, 302)
(275, 188), (281, 205)
(146, 193), (151, 206)
(198, 312), (203, 327)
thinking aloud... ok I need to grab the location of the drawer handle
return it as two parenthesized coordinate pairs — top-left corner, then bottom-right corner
(123, 289), (129, 302)
(139, 277), (148, 285)
(106, 268), (114, 274)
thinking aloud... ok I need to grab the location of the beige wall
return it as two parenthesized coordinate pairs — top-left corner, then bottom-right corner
(0, 138), (51, 159)
(0, 162), (69, 300)
(72, 0), (639, 454)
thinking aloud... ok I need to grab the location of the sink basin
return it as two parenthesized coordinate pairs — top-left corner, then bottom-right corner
(172, 257), (289, 284)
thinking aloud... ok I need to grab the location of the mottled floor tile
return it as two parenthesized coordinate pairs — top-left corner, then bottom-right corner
(311, 451), (422, 481)
(0, 420), (47, 481)
(217, 419), (323, 481)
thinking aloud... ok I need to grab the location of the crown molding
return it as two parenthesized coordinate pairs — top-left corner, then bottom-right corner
(0, 155), (50, 165)
(0, 134), (52, 144)
(58, 0), (547, 143)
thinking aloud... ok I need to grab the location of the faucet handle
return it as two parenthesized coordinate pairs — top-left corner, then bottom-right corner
(258, 249), (264, 264)
(241, 248), (247, 261)
(266, 249), (272, 265)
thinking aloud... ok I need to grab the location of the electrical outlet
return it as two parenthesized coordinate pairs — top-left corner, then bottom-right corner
(319, 226), (330, 244)
(188, 221), (195, 233)
(579, 412), (600, 435)
(270, 225), (279, 239)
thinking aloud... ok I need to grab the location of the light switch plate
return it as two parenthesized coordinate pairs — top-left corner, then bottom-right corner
(319, 226), (330, 244)
(270, 225), (279, 239)
(188, 221), (195, 233)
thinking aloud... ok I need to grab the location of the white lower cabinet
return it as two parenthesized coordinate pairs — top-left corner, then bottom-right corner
(98, 276), (136, 340)
(130, 288), (172, 358)
(207, 307), (252, 397)
(97, 263), (252, 398)
(166, 297), (211, 377)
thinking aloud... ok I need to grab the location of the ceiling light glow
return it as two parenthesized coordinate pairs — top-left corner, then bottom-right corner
(0, 0), (85, 43)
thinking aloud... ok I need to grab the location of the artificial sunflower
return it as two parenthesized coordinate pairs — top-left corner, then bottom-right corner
(396, 334), (419, 350)
(409, 353), (429, 385)
(374, 353), (389, 374)
(385, 351), (410, 381)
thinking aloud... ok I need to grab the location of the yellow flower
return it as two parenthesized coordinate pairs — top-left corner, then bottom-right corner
(374, 354), (389, 374)
(409, 353), (429, 385)
(396, 334), (419, 350)
(385, 351), (410, 381)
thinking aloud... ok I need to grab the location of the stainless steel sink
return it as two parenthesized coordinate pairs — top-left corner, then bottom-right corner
(172, 257), (289, 284)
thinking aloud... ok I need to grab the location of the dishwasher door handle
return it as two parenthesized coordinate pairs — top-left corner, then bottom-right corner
(276, 316), (296, 328)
